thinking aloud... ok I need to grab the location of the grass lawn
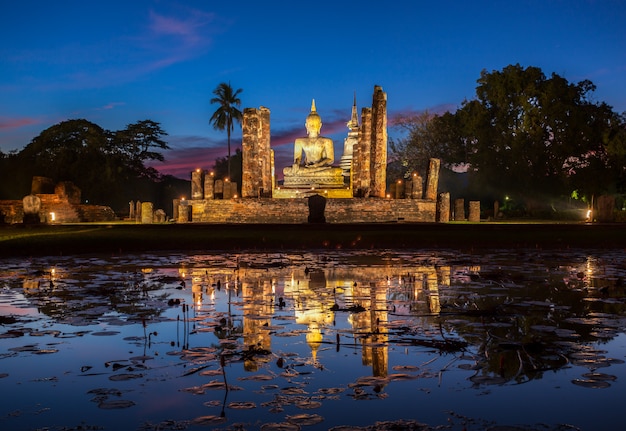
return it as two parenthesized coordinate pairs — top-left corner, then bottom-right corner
(0, 221), (624, 257)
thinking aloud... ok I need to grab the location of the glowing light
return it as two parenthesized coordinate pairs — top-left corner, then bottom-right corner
(586, 210), (592, 220)
(49, 212), (55, 222)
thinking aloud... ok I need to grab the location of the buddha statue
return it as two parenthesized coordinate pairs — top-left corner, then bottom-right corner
(283, 100), (344, 188)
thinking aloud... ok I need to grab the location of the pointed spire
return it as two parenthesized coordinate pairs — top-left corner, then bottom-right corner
(311, 99), (317, 113)
(348, 92), (359, 130)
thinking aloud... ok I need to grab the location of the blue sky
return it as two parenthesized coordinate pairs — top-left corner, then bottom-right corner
(1, 0), (625, 179)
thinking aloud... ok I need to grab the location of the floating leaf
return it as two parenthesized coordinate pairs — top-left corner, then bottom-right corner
(571, 379), (611, 389)
(109, 373), (143, 381)
(286, 413), (324, 425)
(228, 401), (256, 409)
(191, 415), (227, 425)
(260, 423), (301, 431)
(98, 399), (135, 409)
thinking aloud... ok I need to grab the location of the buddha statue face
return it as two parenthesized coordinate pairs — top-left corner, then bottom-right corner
(305, 113), (322, 137)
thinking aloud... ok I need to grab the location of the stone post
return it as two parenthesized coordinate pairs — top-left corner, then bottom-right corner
(178, 201), (189, 223)
(425, 158), (440, 201)
(411, 172), (423, 199)
(469, 201), (481, 222)
(404, 180), (412, 199)
(596, 195), (615, 222)
(191, 169), (203, 199)
(204, 172), (215, 199)
(394, 180), (403, 199)
(494, 200), (500, 219)
(129, 200), (135, 220)
(223, 180), (233, 199)
(454, 198), (465, 221)
(135, 201), (142, 223)
(172, 199), (179, 221)
(141, 202), (154, 224)
(214, 180), (224, 199)
(437, 192), (450, 223)
(230, 182), (238, 198)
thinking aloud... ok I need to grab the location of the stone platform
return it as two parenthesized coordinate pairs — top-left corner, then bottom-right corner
(272, 186), (353, 199)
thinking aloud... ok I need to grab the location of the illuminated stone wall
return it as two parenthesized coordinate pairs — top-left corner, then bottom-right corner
(188, 198), (436, 223)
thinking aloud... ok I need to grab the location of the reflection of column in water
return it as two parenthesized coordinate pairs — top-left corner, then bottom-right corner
(370, 281), (388, 378)
(425, 271), (441, 314)
(349, 281), (388, 378)
(242, 279), (273, 371)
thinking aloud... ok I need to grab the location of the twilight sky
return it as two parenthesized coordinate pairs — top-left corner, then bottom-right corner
(1, 0), (625, 179)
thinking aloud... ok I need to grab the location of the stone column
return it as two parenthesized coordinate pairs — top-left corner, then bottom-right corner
(404, 180), (412, 199)
(204, 172), (214, 199)
(172, 199), (179, 221)
(370, 86), (387, 198)
(191, 169), (203, 199)
(394, 180), (403, 199)
(454, 199), (465, 221)
(469, 201), (481, 222)
(141, 202), (154, 224)
(135, 201), (142, 223)
(214, 180), (224, 199)
(437, 192), (450, 223)
(354, 107), (372, 197)
(178, 201), (189, 223)
(425, 158), (441, 201)
(242, 107), (271, 198)
(223, 180), (233, 199)
(129, 200), (135, 220)
(411, 172), (423, 199)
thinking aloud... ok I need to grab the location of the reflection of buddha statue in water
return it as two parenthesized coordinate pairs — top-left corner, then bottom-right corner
(282, 100), (344, 187)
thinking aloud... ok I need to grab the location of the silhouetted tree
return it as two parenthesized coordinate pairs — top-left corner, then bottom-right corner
(209, 82), (243, 180)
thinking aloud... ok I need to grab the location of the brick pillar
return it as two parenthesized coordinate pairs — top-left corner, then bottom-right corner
(242, 107), (271, 198)
(425, 158), (440, 201)
(370, 86), (387, 198)
(454, 198), (465, 221)
(355, 107), (372, 197)
(411, 172), (423, 199)
(204, 172), (214, 199)
(191, 169), (203, 199)
(469, 201), (481, 222)
(437, 192), (450, 222)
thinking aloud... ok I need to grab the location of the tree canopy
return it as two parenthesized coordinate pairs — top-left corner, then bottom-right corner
(1, 119), (173, 211)
(390, 64), (626, 214)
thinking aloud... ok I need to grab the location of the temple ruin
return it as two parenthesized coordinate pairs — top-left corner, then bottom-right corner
(179, 85), (441, 223)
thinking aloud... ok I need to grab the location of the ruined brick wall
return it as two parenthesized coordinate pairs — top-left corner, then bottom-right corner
(353, 107), (372, 197)
(370, 86), (387, 198)
(187, 198), (436, 223)
(242, 107), (272, 198)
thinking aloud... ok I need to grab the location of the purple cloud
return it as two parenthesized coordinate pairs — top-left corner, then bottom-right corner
(0, 116), (40, 130)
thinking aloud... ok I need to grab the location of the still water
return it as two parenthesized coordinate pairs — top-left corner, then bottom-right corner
(1, 249), (625, 431)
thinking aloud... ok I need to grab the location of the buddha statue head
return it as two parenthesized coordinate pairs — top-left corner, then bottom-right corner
(305, 99), (322, 137)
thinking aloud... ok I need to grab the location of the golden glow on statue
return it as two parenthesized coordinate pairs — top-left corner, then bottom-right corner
(283, 99), (339, 176)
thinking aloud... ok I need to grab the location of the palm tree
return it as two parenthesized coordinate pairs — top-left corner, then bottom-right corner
(209, 82), (243, 179)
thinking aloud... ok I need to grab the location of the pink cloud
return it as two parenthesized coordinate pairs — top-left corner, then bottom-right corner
(148, 9), (216, 47)
(0, 117), (40, 130)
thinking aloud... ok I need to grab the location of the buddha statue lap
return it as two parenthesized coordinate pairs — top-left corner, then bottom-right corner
(283, 100), (344, 188)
